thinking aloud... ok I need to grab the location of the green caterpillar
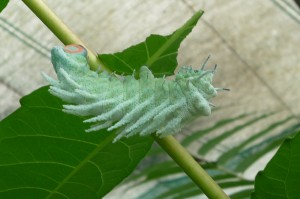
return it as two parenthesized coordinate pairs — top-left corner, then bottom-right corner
(43, 44), (223, 142)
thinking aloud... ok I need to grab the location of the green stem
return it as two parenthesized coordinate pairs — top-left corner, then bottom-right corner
(22, 0), (106, 71)
(22, 1), (229, 198)
(154, 135), (229, 199)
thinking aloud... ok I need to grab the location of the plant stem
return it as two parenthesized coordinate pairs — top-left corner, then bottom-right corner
(22, 0), (105, 71)
(154, 135), (229, 199)
(22, 1), (229, 198)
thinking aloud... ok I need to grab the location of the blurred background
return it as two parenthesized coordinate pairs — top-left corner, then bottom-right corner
(1, 0), (300, 198)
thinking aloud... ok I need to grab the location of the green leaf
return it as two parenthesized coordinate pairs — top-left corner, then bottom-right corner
(98, 10), (204, 77)
(0, 87), (153, 198)
(0, 0), (9, 13)
(251, 132), (300, 199)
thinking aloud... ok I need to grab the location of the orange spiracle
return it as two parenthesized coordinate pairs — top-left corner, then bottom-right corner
(63, 44), (85, 54)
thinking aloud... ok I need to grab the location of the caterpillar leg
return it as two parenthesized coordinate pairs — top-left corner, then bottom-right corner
(41, 72), (60, 87)
(63, 96), (122, 116)
(153, 99), (185, 121)
(49, 86), (78, 103)
(84, 97), (136, 123)
(108, 96), (154, 131)
(122, 100), (169, 137)
(58, 68), (81, 90)
(156, 111), (190, 136)
(139, 100), (185, 136)
(74, 89), (99, 100)
(85, 121), (112, 132)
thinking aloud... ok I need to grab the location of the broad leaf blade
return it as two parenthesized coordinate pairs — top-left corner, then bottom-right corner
(0, 87), (153, 198)
(98, 10), (204, 76)
(251, 132), (300, 199)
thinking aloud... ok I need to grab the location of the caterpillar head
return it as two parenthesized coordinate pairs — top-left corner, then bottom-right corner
(174, 64), (220, 116)
(176, 66), (217, 100)
(51, 44), (89, 75)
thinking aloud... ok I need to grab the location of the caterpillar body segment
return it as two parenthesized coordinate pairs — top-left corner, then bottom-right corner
(44, 44), (219, 142)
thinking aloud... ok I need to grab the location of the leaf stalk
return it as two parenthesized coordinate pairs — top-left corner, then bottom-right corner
(22, 0), (105, 71)
(154, 135), (229, 199)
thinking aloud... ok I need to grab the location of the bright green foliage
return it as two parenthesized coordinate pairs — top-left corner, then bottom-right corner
(251, 132), (300, 199)
(0, 0), (9, 13)
(0, 87), (153, 198)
